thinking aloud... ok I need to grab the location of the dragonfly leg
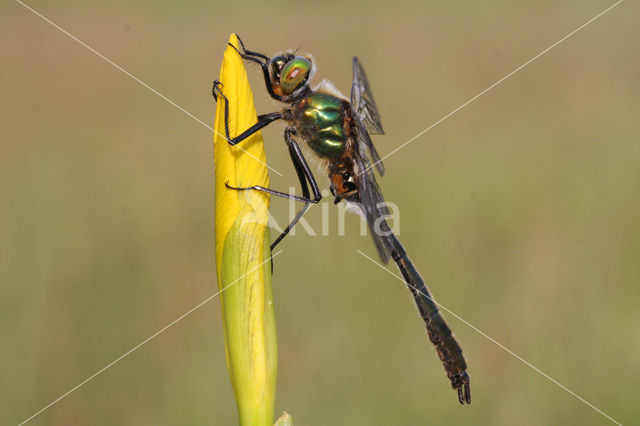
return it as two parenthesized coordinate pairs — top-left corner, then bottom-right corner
(235, 35), (270, 61)
(226, 40), (284, 102)
(225, 182), (314, 203)
(212, 81), (282, 145)
(269, 128), (322, 250)
(222, 127), (321, 250)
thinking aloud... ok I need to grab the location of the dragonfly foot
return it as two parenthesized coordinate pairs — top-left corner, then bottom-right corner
(225, 181), (254, 191)
(211, 80), (225, 101)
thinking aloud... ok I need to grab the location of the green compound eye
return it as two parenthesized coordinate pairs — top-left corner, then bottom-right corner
(279, 57), (311, 95)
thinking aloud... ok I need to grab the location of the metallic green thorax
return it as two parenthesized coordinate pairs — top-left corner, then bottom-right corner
(298, 93), (347, 158)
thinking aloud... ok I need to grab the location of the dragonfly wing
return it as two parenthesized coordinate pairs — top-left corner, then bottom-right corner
(351, 57), (385, 176)
(351, 57), (384, 134)
(350, 129), (394, 264)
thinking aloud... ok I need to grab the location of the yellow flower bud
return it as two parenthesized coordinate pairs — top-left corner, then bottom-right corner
(214, 33), (277, 426)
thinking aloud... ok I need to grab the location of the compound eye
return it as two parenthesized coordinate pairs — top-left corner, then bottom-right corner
(279, 57), (311, 95)
(270, 56), (287, 80)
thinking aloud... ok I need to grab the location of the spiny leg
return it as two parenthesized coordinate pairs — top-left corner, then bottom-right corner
(225, 182), (313, 204)
(211, 81), (282, 145)
(235, 34), (269, 61)
(226, 40), (283, 101)
(225, 128), (322, 250)
(269, 129), (322, 250)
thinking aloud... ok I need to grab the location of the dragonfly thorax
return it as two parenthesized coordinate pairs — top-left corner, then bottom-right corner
(292, 92), (351, 159)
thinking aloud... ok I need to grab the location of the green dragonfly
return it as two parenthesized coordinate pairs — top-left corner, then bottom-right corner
(212, 36), (471, 404)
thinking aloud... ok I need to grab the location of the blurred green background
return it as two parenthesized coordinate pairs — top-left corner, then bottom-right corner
(1, 0), (638, 425)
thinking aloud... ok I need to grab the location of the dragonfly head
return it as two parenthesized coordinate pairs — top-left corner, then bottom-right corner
(268, 52), (314, 100)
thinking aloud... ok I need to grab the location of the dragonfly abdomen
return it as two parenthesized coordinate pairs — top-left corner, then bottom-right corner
(387, 233), (471, 404)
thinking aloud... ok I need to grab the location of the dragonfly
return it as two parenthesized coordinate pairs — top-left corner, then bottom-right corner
(212, 35), (471, 404)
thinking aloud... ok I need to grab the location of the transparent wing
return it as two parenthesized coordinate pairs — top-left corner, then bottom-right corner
(351, 57), (385, 176)
(350, 130), (394, 264)
(351, 57), (384, 135)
